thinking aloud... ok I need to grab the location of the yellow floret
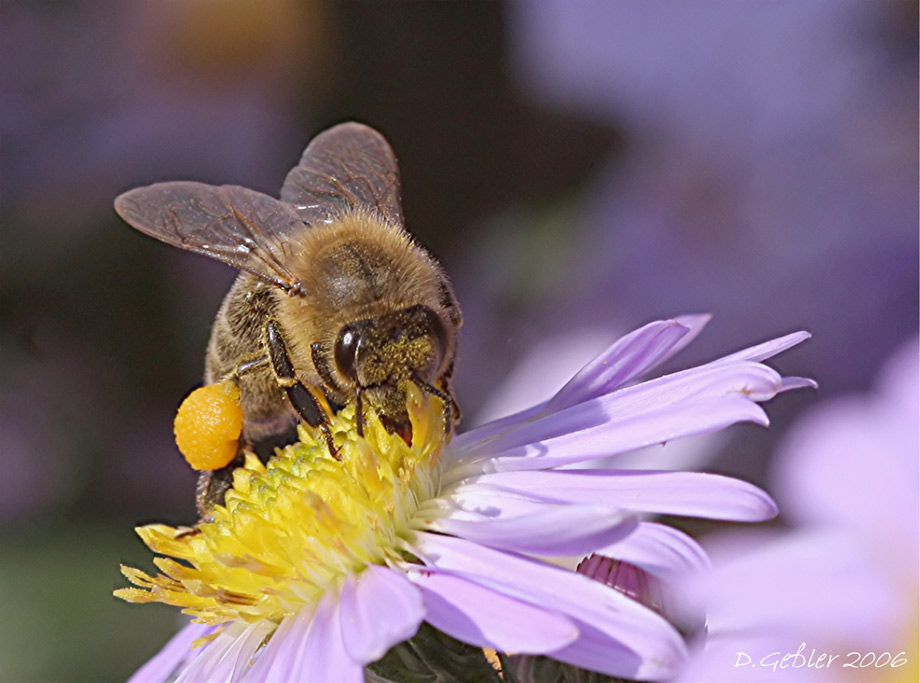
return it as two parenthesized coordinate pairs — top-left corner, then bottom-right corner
(116, 388), (448, 626)
(174, 381), (244, 471)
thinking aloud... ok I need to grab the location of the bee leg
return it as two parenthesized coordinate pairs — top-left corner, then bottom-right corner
(195, 450), (246, 520)
(231, 355), (271, 379)
(265, 320), (339, 458)
(312, 340), (368, 437)
(412, 376), (459, 435)
(355, 386), (365, 437)
(285, 383), (339, 458)
(310, 342), (342, 396)
(195, 357), (297, 520)
(310, 342), (349, 415)
(439, 357), (462, 423)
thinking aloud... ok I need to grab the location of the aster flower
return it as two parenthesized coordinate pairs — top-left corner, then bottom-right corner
(675, 336), (917, 682)
(117, 315), (812, 682)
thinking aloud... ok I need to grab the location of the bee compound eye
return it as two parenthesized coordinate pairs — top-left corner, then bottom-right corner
(334, 326), (360, 383)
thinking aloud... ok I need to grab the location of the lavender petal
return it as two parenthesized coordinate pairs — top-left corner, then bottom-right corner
(541, 619), (679, 681)
(546, 319), (691, 412)
(462, 469), (778, 521)
(301, 592), (364, 683)
(597, 521), (711, 577)
(246, 593), (362, 683)
(174, 621), (272, 683)
(453, 317), (707, 449)
(432, 483), (567, 519)
(243, 611), (303, 683)
(457, 361), (781, 464)
(339, 565), (425, 663)
(780, 375), (819, 393)
(427, 504), (637, 556)
(129, 621), (214, 683)
(410, 532), (687, 680)
(657, 314), (712, 364)
(710, 331), (811, 364)
(476, 396), (769, 473)
(405, 568), (579, 653)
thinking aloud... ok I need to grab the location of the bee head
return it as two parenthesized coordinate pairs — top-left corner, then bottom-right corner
(333, 305), (452, 444)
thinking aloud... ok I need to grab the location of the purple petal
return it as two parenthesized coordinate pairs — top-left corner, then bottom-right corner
(543, 619), (675, 681)
(339, 566), (424, 663)
(247, 593), (362, 683)
(300, 593), (364, 683)
(780, 375), (818, 392)
(462, 469), (779, 521)
(597, 522), (710, 577)
(657, 314), (711, 363)
(410, 532), (686, 680)
(437, 483), (567, 518)
(710, 330), (811, 364)
(427, 504), (637, 556)
(456, 361), (780, 463)
(405, 568), (579, 653)
(454, 314), (712, 448)
(460, 395), (768, 474)
(243, 610), (305, 683)
(454, 318), (706, 449)
(453, 403), (547, 450)
(174, 621), (272, 683)
(545, 319), (692, 412)
(619, 359), (785, 405)
(455, 328), (808, 460)
(129, 621), (214, 683)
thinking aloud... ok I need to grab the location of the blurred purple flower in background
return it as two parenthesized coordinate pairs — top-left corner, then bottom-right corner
(677, 336), (919, 682)
(499, 0), (916, 397)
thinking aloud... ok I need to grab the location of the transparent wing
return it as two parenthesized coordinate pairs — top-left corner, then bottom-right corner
(280, 122), (404, 225)
(114, 182), (305, 292)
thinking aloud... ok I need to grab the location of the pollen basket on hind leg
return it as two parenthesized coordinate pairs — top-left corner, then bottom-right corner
(174, 381), (244, 471)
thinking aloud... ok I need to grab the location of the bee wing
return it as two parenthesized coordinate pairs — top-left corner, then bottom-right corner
(115, 182), (304, 293)
(280, 122), (404, 226)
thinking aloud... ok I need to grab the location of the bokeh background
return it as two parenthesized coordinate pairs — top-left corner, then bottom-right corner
(1, 2), (916, 680)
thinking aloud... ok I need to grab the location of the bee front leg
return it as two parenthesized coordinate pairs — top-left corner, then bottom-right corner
(265, 320), (339, 458)
(412, 375), (460, 436)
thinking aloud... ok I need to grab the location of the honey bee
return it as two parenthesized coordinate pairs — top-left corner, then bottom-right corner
(115, 123), (461, 514)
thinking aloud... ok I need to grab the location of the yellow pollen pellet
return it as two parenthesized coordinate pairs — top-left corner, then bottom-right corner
(174, 381), (243, 471)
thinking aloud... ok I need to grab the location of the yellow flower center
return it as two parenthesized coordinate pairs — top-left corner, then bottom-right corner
(116, 387), (446, 627)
